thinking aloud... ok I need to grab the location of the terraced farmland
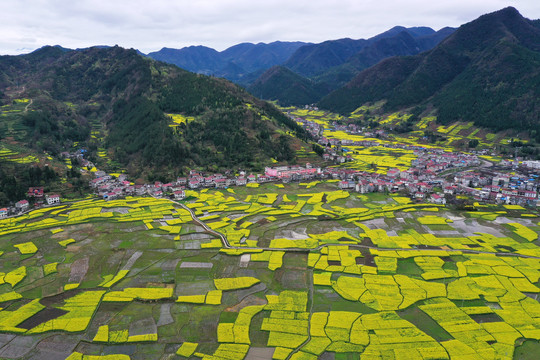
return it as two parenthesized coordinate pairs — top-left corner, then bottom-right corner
(0, 182), (539, 359)
(282, 105), (530, 175)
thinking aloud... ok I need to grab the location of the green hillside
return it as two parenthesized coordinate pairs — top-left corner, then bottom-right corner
(0, 46), (312, 179)
(247, 66), (329, 106)
(319, 7), (540, 139)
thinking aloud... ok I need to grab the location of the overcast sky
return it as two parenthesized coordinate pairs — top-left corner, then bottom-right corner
(1, 0), (539, 55)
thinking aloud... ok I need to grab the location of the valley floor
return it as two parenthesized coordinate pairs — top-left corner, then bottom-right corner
(0, 181), (539, 359)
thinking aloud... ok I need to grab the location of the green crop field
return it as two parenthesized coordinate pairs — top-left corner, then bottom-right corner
(0, 182), (539, 359)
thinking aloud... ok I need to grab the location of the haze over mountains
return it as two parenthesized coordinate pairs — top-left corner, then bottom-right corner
(247, 26), (456, 105)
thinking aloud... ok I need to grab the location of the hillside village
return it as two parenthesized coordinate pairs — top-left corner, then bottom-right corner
(2, 109), (540, 218)
(2, 103), (540, 219)
(2, 148), (539, 219)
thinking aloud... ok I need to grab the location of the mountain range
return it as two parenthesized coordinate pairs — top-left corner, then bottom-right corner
(319, 7), (540, 137)
(247, 26), (456, 105)
(146, 26), (457, 106)
(147, 41), (310, 84)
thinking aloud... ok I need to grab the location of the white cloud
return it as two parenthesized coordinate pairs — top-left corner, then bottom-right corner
(0, 0), (538, 54)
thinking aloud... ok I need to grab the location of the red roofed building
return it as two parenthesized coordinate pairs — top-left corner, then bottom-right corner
(27, 187), (44, 198)
(15, 200), (29, 211)
(430, 194), (446, 205)
(45, 194), (60, 205)
(214, 178), (227, 188)
(174, 190), (186, 200)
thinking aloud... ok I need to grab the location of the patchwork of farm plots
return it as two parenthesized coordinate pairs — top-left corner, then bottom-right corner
(285, 107), (516, 173)
(0, 182), (539, 359)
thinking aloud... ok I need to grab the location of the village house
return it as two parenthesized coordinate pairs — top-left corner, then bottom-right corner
(430, 194), (446, 205)
(386, 169), (400, 178)
(482, 185), (500, 193)
(204, 176), (215, 186)
(357, 180), (375, 194)
(523, 160), (540, 169)
(339, 180), (356, 190)
(177, 177), (187, 185)
(173, 190), (186, 200)
(170, 184), (184, 192)
(264, 165), (319, 179)
(257, 175), (270, 183)
(15, 200), (29, 212)
(45, 194), (60, 205)
(135, 185), (146, 196)
(523, 190), (538, 200)
(236, 177), (247, 186)
(188, 179), (200, 189)
(0, 208), (8, 218)
(98, 185), (111, 196)
(443, 186), (457, 195)
(214, 178), (227, 188)
(417, 182), (432, 193)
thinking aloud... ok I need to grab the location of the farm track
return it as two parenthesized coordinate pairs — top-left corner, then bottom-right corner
(177, 202), (232, 248)
(24, 98), (33, 112)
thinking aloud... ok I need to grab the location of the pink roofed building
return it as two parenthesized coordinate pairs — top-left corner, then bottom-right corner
(264, 166), (318, 178)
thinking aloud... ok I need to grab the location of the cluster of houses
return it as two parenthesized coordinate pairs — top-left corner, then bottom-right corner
(83, 154), (540, 208)
(0, 187), (61, 218)
(89, 165), (323, 201)
(411, 149), (480, 172)
(454, 171), (539, 206)
(25, 187), (61, 206)
(284, 109), (540, 205)
(293, 112), (490, 168)
(336, 166), (540, 206)
(290, 111), (382, 140)
(2, 140), (539, 219)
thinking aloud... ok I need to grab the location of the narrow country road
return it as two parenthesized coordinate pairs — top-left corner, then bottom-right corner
(179, 202), (232, 248)
(164, 197), (232, 248)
